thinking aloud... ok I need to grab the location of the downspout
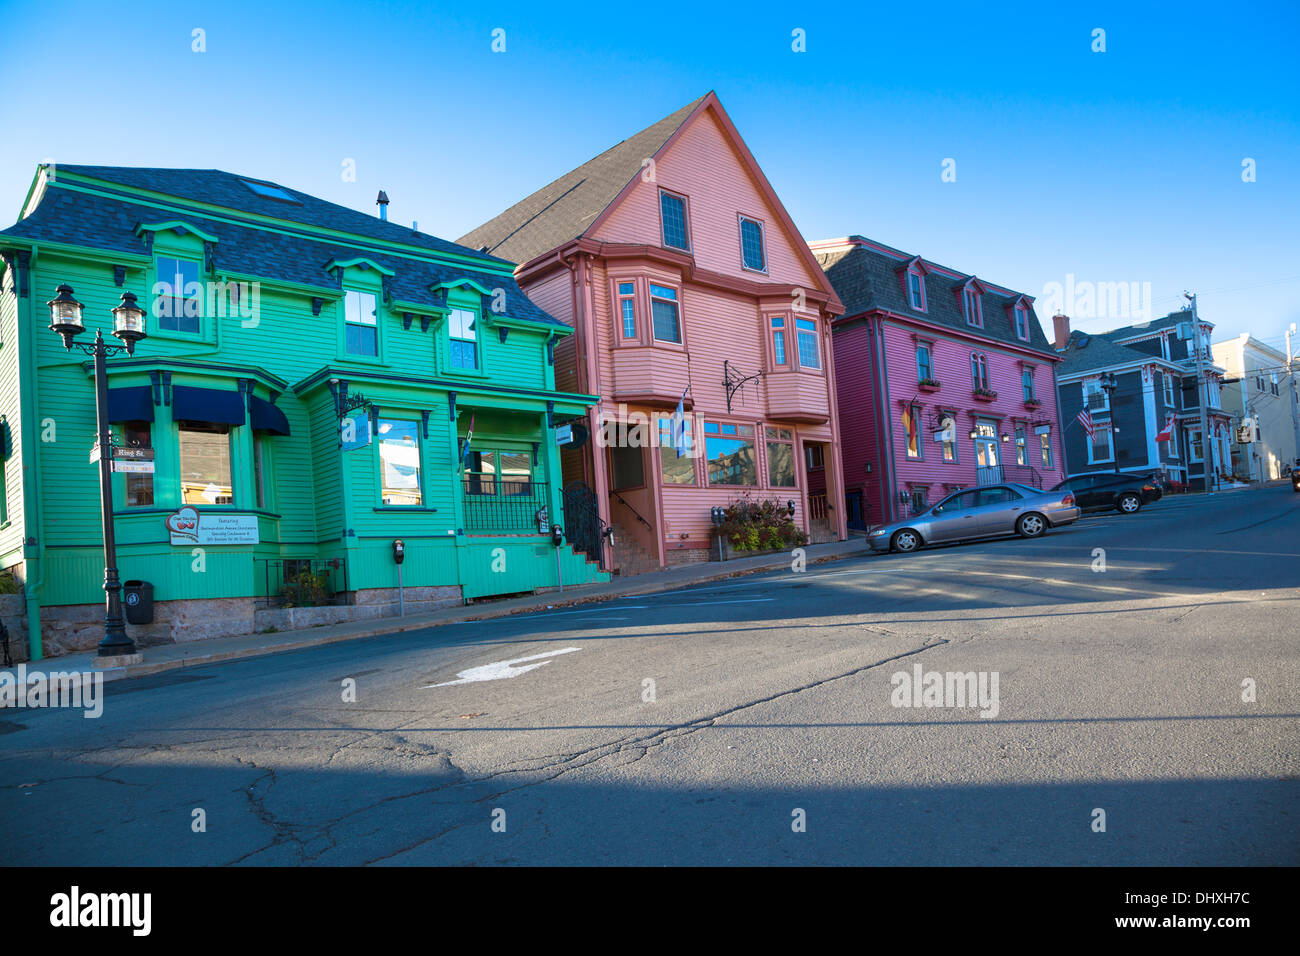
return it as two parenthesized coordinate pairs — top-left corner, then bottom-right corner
(570, 253), (612, 536)
(9, 242), (47, 660)
(822, 315), (847, 540)
(872, 317), (896, 525)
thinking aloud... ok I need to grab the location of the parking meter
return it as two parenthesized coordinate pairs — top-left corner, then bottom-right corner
(392, 539), (405, 564)
(392, 539), (406, 616)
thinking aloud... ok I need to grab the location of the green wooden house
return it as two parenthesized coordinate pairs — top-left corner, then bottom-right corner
(0, 165), (607, 661)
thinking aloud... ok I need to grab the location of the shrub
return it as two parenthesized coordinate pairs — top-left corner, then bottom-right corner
(719, 493), (809, 553)
(0, 570), (21, 595)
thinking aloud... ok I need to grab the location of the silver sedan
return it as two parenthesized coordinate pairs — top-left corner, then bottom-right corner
(867, 483), (1081, 554)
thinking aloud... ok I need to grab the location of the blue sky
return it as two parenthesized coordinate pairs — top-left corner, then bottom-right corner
(2, 0), (1297, 353)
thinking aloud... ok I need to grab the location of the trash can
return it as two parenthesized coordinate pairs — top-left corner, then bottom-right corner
(123, 580), (154, 625)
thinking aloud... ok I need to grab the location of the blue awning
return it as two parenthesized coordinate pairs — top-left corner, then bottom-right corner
(107, 386), (154, 423)
(250, 395), (291, 436)
(172, 385), (246, 426)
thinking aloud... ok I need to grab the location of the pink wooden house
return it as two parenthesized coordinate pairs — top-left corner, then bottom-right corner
(461, 93), (847, 572)
(811, 237), (1066, 528)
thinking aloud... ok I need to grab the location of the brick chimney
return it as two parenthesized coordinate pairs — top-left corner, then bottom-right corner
(1052, 313), (1071, 351)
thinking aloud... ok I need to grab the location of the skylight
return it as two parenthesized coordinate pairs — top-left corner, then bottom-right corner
(240, 178), (299, 203)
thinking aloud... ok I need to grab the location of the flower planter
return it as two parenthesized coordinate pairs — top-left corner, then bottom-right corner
(917, 381), (941, 393)
(1023, 399), (1042, 411)
(973, 390), (998, 403)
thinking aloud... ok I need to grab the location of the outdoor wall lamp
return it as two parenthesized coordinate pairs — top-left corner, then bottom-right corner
(968, 429), (978, 440)
(1001, 433), (1009, 442)
(46, 284), (148, 658)
(787, 499), (796, 515)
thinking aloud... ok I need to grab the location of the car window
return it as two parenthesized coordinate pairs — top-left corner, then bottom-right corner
(978, 487), (1022, 505)
(934, 490), (979, 514)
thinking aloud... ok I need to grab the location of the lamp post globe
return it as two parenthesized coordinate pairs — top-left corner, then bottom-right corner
(111, 291), (147, 353)
(47, 283), (85, 349)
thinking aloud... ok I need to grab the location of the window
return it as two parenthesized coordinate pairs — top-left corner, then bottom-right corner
(971, 353), (989, 391)
(1188, 429), (1204, 462)
(1256, 373), (1264, 391)
(1162, 372), (1174, 408)
(740, 216), (766, 272)
(657, 416), (696, 485)
(805, 444), (824, 470)
(916, 345), (933, 383)
(449, 308), (478, 369)
(907, 270), (926, 311)
(610, 446), (645, 490)
(650, 284), (681, 343)
(1040, 430), (1053, 469)
(122, 421), (154, 507)
(1088, 423), (1114, 464)
(705, 422), (757, 486)
(464, 449), (532, 497)
(617, 282), (637, 339)
(910, 487), (929, 514)
(155, 257), (201, 333)
(796, 318), (820, 369)
(936, 489), (980, 514)
(963, 287), (982, 326)
(378, 419), (422, 506)
(765, 427), (795, 486)
(1015, 425), (1027, 466)
(902, 405), (921, 459)
(939, 414), (957, 462)
(1084, 378), (1109, 412)
(240, 178), (299, 202)
(1013, 306), (1030, 341)
(978, 486), (1023, 506)
(1270, 373), (1279, 396)
(766, 316), (788, 367)
(253, 436), (268, 509)
(660, 190), (690, 250)
(344, 290), (378, 356)
(178, 424), (233, 505)
(1022, 367), (1035, 401)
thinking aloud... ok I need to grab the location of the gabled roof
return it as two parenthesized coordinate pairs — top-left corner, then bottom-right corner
(0, 165), (566, 328)
(812, 237), (1058, 358)
(1055, 330), (1158, 376)
(457, 96), (709, 264)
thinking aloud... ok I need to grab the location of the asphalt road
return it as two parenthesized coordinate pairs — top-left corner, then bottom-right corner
(3, 484), (1297, 865)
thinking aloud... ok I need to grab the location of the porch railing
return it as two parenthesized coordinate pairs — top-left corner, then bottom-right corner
(463, 478), (550, 534)
(809, 493), (829, 521)
(976, 464), (1004, 486)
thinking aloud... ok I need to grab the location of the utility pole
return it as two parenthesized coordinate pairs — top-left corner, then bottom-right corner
(1288, 323), (1300, 467)
(1185, 292), (1213, 495)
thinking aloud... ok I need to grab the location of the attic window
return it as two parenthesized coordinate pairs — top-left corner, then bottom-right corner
(240, 178), (300, 203)
(1013, 304), (1030, 341)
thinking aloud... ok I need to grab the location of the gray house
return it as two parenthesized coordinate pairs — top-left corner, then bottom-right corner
(1053, 311), (1232, 489)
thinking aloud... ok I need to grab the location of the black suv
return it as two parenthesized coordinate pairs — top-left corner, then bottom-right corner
(1050, 472), (1162, 514)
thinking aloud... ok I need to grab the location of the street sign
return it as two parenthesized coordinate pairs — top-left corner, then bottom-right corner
(112, 460), (155, 474)
(112, 446), (155, 460)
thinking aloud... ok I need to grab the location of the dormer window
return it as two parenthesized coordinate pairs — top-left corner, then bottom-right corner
(963, 285), (983, 327)
(449, 307), (479, 369)
(343, 290), (378, 356)
(659, 190), (690, 251)
(908, 269), (926, 311)
(155, 256), (201, 334)
(1013, 304), (1030, 341)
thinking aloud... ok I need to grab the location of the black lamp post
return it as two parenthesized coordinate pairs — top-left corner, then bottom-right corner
(47, 285), (147, 657)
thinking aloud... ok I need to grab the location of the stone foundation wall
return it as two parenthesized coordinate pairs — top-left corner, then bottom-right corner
(665, 547), (710, 568)
(11, 584), (462, 659)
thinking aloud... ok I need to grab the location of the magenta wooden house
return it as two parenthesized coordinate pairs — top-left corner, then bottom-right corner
(461, 93), (848, 572)
(811, 237), (1066, 528)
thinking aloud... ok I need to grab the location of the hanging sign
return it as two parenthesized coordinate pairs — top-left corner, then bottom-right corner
(341, 410), (372, 450)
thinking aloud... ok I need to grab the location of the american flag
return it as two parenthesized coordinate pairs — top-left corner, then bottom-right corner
(1076, 407), (1096, 439)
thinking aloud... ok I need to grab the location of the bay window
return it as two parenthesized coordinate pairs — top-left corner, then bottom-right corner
(771, 317), (787, 366)
(796, 318), (820, 369)
(618, 282), (637, 339)
(650, 283), (681, 343)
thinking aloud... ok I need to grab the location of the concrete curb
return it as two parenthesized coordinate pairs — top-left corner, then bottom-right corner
(2, 541), (867, 686)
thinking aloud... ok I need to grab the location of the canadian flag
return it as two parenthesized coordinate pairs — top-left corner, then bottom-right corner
(1155, 414), (1175, 443)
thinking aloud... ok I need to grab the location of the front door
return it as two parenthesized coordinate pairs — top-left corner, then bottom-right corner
(846, 490), (865, 531)
(974, 422), (1002, 484)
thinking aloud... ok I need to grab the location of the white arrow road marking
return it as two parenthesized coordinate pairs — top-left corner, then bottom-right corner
(423, 647), (582, 688)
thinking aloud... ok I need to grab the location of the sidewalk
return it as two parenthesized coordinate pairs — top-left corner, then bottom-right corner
(1, 538), (866, 687)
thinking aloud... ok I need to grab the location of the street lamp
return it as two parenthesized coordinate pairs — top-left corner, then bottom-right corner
(47, 285), (148, 658)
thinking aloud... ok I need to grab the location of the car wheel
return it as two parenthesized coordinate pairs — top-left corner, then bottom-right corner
(1118, 493), (1141, 514)
(891, 529), (922, 553)
(1016, 513), (1046, 538)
